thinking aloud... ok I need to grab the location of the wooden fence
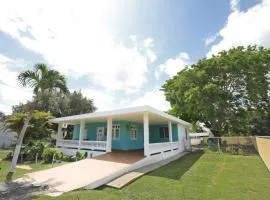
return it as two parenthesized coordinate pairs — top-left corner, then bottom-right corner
(252, 136), (270, 171)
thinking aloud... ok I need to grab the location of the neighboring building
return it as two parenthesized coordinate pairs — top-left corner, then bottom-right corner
(189, 132), (210, 146)
(0, 131), (17, 149)
(51, 105), (191, 157)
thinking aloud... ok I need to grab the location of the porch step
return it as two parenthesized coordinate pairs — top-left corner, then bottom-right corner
(106, 152), (188, 189)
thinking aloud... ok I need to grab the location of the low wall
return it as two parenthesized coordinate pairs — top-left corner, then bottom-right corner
(253, 137), (270, 171)
(57, 147), (106, 158)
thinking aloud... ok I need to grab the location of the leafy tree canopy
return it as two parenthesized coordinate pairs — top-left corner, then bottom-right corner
(5, 111), (53, 142)
(162, 46), (270, 136)
(12, 90), (97, 117)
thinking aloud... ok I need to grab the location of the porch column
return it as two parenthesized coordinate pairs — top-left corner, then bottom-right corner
(57, 122), (64, 140)
(106, 117), (112, 152)
(79, 120), (85, 150)
(143, 112), (150, 157)
(177, 123), (185, 151)
(168, 121), (173, 142)
(168, 121), (173, 151)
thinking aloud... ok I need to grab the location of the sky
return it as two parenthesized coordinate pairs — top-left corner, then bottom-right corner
(0, 0), (270, 114)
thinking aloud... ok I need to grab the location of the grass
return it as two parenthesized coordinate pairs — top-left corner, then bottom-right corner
(0, 150), (63, 182)
(33, 151), (270, 200)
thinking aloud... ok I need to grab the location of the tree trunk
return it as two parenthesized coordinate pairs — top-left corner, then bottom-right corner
(6, 112), (32, 180)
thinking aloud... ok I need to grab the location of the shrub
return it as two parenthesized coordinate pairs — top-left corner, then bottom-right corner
(4, 151), (13, 161)
(42, 147), (62, 163)
(24, 141), (47, 161)
(75, 151), (86, 160)
(62, 155), (76, 162)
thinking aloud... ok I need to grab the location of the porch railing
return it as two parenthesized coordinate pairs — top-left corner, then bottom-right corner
(56, 139), (79, 148)
(56, 139), (107, 151)
(80, 140), (107, 151)
(149, 141), (179, 155)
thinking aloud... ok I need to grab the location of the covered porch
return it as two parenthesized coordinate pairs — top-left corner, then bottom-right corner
(53, 106), (191, 157)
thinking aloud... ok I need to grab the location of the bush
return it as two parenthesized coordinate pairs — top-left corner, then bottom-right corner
(42, 147), (62, 163)
(4, 151), (13, 161)
(24, 141), (47, 161)
(62, 155), (76, 162)
(75, 151), (86, 160)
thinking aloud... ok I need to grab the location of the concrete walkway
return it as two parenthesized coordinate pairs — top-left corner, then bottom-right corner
(16, 151), (144, 196)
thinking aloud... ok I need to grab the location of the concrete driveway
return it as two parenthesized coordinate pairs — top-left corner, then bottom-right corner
(16, 151), (144, 196)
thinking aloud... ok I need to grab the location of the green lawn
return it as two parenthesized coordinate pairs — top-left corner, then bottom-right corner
(33, 151), (270, 200)
(0, 150), (63, 182)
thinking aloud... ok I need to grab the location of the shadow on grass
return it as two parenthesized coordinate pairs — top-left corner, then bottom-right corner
(147, 150), (204, 180)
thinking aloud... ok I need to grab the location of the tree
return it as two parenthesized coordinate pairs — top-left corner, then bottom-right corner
(12, 90), (97, 117)
(5, 111), (53, 142)
(7, 63), (69, 179)
(66, 90), (96, 115)
(0, 111), (5, 132)
(162, 46), (270, 136)
(0, 111), (4, 119)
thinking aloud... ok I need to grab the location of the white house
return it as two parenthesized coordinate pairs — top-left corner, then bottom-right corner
(51, 105), (191, 157)
(23, 106), (192, 195)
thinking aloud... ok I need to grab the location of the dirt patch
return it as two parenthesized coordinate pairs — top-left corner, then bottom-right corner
(0, 182), (48, 200)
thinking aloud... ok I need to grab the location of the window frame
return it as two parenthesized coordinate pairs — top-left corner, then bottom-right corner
(130, 125), (138, 141)
(112, 124), (120, 140)
(159, 127), (169, 139)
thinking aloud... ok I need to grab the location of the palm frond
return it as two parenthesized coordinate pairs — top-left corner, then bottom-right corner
(17, 71), (39, 88)
(18, 63), (69, 94)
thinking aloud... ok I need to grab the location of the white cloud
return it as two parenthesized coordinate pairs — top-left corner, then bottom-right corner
(204, 33), (219, 46)
(130, 89), (170, 111)
(0, 0), (156, 94)
(230, 0), (240, 12)
(80, 88), (115, 111)
(0, 55), (33, 114)
(207, 0), (270, 57)
(155, 52), (190, 79)
(143, 37), (157, 63)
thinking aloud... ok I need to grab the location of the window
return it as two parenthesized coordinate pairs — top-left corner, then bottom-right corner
(159, 127), (169, 138)
(130, 126), (138, 140)
(185, 128), (188, 140)
(112, 124), (120, 140)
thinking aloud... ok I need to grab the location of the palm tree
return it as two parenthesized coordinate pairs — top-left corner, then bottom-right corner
(7, 63), (69, 179)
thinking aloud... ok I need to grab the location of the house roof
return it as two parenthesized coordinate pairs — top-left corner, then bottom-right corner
(50, 105), (191, 127)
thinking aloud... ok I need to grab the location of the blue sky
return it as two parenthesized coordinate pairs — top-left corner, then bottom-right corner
(0, 0), (269, 114)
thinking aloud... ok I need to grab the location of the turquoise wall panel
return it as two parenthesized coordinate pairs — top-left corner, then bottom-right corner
(172, 124), (178, 141)
(86, 122), (107, 141)
(110, 121), (144, 150)
(72, 124), (80, 140)
(149, 124), (178, 143)
(149, 125), (169, 143)
(72, 121), (179, 149)
(73, 121), (144, 150)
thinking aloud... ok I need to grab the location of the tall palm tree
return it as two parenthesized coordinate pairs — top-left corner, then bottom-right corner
(7, 63), (69, 179)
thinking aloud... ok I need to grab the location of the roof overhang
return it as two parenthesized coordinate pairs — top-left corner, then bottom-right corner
(50, 105), (191, 127)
